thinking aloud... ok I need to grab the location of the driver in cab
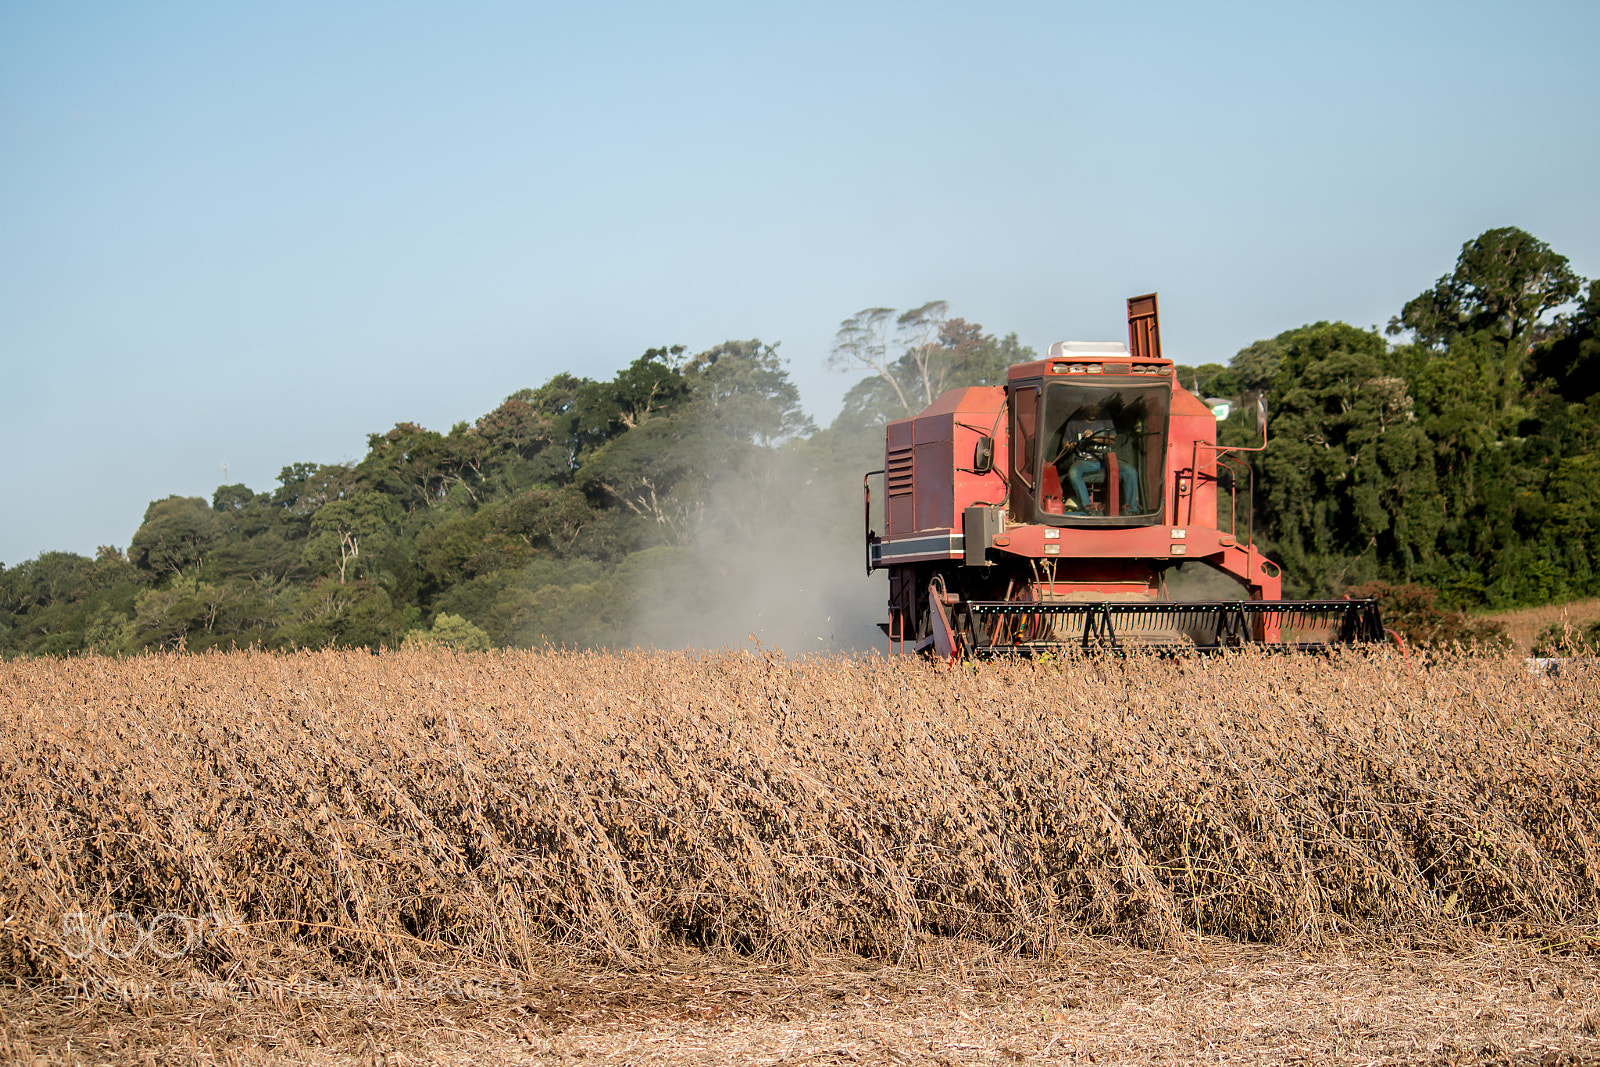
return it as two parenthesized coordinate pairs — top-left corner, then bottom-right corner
(1053, 402), (1139, 513)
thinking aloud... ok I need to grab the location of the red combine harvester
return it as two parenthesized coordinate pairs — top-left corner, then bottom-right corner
(863, 294), (1384, 657)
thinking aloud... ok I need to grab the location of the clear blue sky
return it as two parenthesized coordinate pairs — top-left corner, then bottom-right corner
(3, 0), (1596, 565)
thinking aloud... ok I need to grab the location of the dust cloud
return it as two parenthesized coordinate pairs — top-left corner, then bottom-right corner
(623, 448), (888, 655)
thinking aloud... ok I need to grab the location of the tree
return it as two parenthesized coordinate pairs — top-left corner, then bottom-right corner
(895, 300), (951, 409)
(474, 394), (555, 456)
(830, 307), (1033, 429)
(1388, 227), (1581, 411)
(1257, 323), (1444, 594)
(402, 612), (493, 652)
(301, 491), (398, 584)
(610, 346), (691, 429)
(682, 339), (814, 445)
(1172, 362), (1241, 399)
(828, 307), (905, 412)
(578, 415), (716, 546)
(271, 463), (360, 515)
(412, 509), (531, 599)
(281, 578), (405, 650)
(2, 551), (102, 607)
(269, 462), (320, 509)
(1229, 338), (1283, 393)
(1533, 279), (1600, 401)
(497, 486), (597, 557)
(934, 318), (1028, 388)
(530, 350), (695, 472)
(359, 422), (489, 510)
(212, 484), (258, 513)
(82, 604), (137, 656)
(130, 497), (219, 578)
(1381, 230), (1596, 605)
(128, 577), (256, 651)
(829, 301), (980, 419)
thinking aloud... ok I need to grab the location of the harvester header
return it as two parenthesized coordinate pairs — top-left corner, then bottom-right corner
(863, 294), (1384, 657)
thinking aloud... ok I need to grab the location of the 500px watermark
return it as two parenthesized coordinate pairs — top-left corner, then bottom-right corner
(59, 911), (245, 960)
(60, 974), (529, 1004)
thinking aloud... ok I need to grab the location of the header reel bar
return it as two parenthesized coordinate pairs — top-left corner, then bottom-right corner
(957, 598), (1384, 657)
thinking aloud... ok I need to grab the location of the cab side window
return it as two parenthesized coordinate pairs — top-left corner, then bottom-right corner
(1012, 388), (1038, 488)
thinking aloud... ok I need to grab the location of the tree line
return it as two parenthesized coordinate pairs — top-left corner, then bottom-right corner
(1202, 227), (1596, 608)
(1, 226), (1594, 656)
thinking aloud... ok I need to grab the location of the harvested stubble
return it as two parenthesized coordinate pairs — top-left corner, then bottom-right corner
(1, 647), (1597, 989)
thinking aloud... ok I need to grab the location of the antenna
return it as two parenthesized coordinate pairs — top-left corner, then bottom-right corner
(221, 459), (229, 481)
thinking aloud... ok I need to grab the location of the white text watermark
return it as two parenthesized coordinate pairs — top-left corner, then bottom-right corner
(59, 911), (245, 960)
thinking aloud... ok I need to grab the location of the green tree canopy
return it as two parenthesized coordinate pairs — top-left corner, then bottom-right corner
(1260, 322), (1443, 594)
(302, 490), (399, 584)
(403, 612), (493, 652)
(682, 339), (813, 445)
(1533, 279), (1600, 401)
(1389, 227), (1582, 412)
(1229, 338), (1283, 394)
(130, 496), (219, 578)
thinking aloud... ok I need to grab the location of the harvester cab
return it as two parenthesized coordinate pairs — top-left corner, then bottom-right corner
(864, 294), (1383, 657)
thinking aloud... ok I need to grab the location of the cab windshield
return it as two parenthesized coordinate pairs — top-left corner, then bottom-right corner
(1034, 382), (1168, 524)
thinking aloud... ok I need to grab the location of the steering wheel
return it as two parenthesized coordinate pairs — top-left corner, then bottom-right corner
(1074, 427), (1116, 457)
(1050, 426), (1115, 465)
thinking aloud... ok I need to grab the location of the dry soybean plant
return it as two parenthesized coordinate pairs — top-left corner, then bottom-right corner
(1, 646), (1597, 988)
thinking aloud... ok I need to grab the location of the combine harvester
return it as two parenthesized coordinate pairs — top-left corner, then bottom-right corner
(864, 294), (1385, 658)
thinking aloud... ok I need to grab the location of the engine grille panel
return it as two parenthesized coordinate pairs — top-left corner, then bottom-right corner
(886, 446), (914, 497)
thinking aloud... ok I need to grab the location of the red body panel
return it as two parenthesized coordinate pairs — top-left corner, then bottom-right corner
(883, 387), (1007, 538)
(1168, 386), (1219, 529)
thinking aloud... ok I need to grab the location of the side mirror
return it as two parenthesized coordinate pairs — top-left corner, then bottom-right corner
(973, 436), (994, 473)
